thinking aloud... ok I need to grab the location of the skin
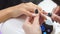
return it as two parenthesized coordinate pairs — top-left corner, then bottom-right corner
(23, 14), (42, 34)
(0, 2), (43, 22)
(51, 6), (60, 23)
(0, 2), (46, 34)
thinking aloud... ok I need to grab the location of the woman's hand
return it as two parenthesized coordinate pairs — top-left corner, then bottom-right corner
(11, 2), (42, 17)
(23, 14), (42, 34)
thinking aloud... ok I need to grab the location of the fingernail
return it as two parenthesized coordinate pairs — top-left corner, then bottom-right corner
(35, 9), (38, 14)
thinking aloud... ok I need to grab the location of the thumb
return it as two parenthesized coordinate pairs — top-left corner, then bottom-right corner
(33, 14), (39, 25)
(25, 17), (31, 24)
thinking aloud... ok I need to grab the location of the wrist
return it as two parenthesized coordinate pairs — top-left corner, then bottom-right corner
(0, 8), (12, 22)
(10, 6), (23, 17)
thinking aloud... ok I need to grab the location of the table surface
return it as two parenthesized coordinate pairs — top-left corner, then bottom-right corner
(0, 0), (60, 34)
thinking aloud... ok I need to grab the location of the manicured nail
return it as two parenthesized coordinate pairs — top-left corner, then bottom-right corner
(35, 9), (38, 14)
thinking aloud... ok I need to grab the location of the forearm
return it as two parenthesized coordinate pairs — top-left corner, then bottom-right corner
(0, 8), (12, 22)
(0, 5), (19, 23)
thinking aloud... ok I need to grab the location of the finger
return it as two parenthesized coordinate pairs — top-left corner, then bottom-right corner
(25, 17), (29, 22)
(39, 13), (46, 25)
(53, 6), (60, 14)
(33, 14), (39, 25)
(24, 10), (36, 17)
(37, 6), (42, 11)
(42, 10), (48, 15)
(20, 2), (35, 13)
(35, 5), (42, 13)
(25, 2), (42, 13)
(25, 17), (34, 24)
(23, 17), (31, 28)
(51, 14), (60, 22)
(54, 8), (59, 14)
(25, 2), (37, 12)
(25, 2), (42, 14)
(40, 13), (47, 20)
(25, 17), (31, 24)
(52, 8), (56, 13)
(33, 5), (43, 15)
(26, 2), (42, 11)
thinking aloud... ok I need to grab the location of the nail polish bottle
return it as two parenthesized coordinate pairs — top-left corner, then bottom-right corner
(41, 13), (53, 34)
(35, 9), (53, 34)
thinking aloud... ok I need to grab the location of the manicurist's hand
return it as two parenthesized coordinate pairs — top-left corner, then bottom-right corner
(23, 14), (42, 34)
(52, 6), (60, 15)
(51, 6), (60, 23)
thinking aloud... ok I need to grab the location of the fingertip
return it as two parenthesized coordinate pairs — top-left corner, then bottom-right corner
(25, 17), (30, 22)
(33, 14), (39, 24)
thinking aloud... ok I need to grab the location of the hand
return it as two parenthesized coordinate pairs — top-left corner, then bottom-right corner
(11, 2), (42, 17)
(51, 13), (60, 23)
(23, 14), (42, 34)
(52, 6), (60, 15)
(51, 6), (60, 23)
(39, 13), (46, 25)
